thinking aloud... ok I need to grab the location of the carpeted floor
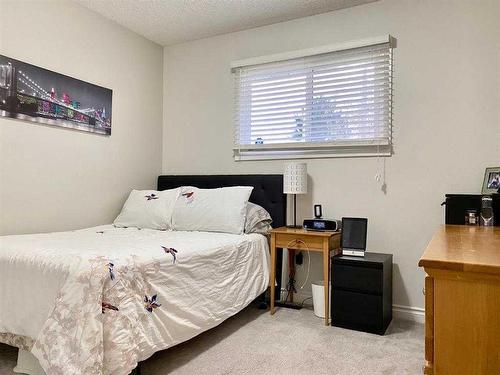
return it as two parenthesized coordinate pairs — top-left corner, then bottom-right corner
(0, 305), (423, 375)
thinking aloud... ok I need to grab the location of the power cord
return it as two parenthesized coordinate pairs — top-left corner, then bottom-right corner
(291, 239), (311, 290)
(283, 238), (311, 302)
(300, 296), (313, 308)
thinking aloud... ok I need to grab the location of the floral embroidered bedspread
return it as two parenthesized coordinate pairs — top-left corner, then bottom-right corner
(0, 226), (269, 375)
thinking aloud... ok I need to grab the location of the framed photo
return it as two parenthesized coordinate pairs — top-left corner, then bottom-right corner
(0, 54), (112, 135)
(482, 167), (500, 194)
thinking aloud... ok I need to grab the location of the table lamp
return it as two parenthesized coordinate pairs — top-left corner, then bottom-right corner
(283, 162), (308, 228)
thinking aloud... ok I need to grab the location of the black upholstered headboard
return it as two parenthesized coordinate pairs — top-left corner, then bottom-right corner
(157, 175), (286, 228)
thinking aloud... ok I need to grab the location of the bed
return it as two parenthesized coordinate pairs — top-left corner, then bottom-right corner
(0, 174), (286, 375)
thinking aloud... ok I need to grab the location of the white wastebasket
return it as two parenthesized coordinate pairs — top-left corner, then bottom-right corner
(311, 280), (331, 318)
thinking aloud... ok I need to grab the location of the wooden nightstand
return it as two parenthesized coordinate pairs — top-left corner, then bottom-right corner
(269, 226), (341, 326)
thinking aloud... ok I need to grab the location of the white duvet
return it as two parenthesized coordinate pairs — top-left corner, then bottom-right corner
(0, 225), (269, 375)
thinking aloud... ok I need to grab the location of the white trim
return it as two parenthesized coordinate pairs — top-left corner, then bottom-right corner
(233, 139), (390, 151)
(231, 35), (395, 70)
(235, 152), (392, 161)
(234, 144), (392, 161)
(392, 304), (425, 324)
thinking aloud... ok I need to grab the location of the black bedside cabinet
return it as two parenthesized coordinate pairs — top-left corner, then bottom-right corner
(331, 253), (392, 335)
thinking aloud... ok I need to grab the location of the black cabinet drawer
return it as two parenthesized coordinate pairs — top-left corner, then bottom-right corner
(332, 264), (382, 294)
(331, 289), (383, 334)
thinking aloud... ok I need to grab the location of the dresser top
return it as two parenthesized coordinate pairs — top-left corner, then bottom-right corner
(419, 225), (500, 275)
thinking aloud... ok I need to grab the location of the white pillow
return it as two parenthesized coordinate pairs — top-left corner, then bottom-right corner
(172, 186), (254, 234)
(114, 188), (180, 230)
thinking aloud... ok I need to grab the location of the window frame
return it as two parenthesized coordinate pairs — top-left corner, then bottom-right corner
(231, 35), (395, 161)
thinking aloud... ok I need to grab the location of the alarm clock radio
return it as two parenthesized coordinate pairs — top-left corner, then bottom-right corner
(303, 219), (341, 231)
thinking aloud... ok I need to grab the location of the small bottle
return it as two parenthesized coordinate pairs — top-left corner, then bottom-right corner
(465, 210), (478, 226)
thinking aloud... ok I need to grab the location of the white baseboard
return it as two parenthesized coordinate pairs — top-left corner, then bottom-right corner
(281, 289), (425, 324)
(392, 304), (425, 324)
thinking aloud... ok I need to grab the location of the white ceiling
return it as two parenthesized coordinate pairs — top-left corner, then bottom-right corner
(75, 0), (377, 46)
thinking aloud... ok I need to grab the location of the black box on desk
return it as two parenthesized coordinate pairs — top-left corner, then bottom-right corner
(331, 252), (392, 335)
(444, 194), (500, 226)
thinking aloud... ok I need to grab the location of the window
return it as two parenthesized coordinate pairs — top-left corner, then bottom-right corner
(232, 36), (395, 160)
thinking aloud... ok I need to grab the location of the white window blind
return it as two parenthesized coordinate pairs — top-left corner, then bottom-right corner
(232, 36), (395, 160)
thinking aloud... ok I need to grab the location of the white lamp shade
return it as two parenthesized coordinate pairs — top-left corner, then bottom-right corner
(283, 162), (307, 194)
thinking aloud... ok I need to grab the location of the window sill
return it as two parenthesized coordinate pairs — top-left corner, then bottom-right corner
(234, 145), (392, 161)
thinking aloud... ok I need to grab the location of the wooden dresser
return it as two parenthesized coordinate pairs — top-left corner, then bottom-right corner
(419, 225), (500, 375)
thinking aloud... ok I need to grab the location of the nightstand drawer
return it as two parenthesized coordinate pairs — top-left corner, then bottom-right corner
(275, 233), (324, 250)
(332, 264), (382, 294)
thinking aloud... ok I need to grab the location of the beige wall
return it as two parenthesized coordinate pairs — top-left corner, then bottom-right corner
(0, 0), (163, 235)
(162, 0), (500, 310)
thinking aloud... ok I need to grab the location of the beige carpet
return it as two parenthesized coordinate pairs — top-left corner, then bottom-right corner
(0, 305), (423, 375)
